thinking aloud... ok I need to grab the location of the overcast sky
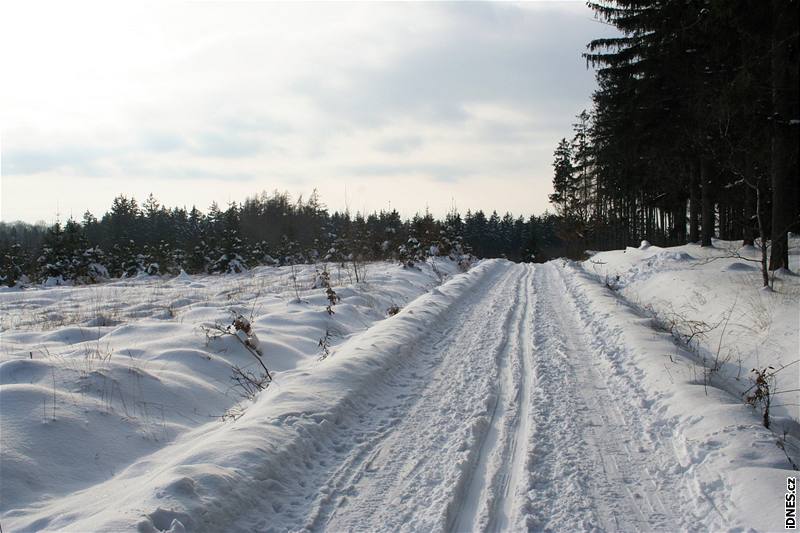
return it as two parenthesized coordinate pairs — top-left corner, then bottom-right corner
(1, 1), (615, 224)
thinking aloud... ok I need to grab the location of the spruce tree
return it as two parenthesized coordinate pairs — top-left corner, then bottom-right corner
(211, 203), (246, 274)
(0, 243), (26, 287)
(37, 222), (69, 284)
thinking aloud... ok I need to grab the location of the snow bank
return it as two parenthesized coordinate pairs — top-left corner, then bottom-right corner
(560, 263), (797, 531)
(0, 258), (493, 531)
(583, 238), (800, 429)
(577, 237), (800, 527)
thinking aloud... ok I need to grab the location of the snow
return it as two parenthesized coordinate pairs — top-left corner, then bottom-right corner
(582, 236), (800, 434)
(561, 260), (797, 531)
(1, 244), (797, 532)
(0, 259), (465, 530)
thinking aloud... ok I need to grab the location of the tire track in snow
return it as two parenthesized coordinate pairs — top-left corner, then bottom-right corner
(314, 263), (522, 532)
(517, 262), (685, 532)
(555, 263), (731, 530)
(492, 263), (534, 532)
(451, 264), (535, 533)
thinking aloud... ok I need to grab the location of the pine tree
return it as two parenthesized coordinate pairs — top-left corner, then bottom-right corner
(82, 246), (109, 283)
(571, 110), (594, 226)
(549, 138), (575, 218)
(211, 203), (247, 274)
(171, 246), (187, 273)
(37, 222), (68, 284)
(105, 195), (141, 250)
(111, 240), (140, 278)
(61, 218), (93, 281)
(0, 242), (26, 287)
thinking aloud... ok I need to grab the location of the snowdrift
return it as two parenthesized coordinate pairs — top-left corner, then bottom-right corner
(0, 259), (494, 531)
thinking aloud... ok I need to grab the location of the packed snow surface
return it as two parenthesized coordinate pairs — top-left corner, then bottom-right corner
(1, 248), (797, 532)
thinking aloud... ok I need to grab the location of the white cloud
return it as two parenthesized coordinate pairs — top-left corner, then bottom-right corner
(0, 1), (616, 223)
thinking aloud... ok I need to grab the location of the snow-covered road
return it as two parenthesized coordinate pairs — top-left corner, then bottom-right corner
(230, 262), (705, 532)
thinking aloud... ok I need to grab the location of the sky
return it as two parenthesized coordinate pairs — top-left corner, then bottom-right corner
(0, 1), (616, 224)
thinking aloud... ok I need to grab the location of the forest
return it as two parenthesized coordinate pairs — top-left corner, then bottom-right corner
(0, 190), (564, 285)
(549, 0), (798, 266)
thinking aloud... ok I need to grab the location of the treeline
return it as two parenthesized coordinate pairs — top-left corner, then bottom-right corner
(551, 1), (798, 268)
(0, 190), (564, 286)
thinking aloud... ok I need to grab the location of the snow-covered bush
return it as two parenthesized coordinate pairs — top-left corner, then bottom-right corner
(315, 268), (340, 315)
(201, 313), (271, 403)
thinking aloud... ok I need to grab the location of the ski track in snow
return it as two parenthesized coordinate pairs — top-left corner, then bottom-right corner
(234, 261), (697, 532)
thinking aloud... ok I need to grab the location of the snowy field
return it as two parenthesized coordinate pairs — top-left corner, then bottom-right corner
(0, 259), (463, 531)
(1, 245), (798, 532)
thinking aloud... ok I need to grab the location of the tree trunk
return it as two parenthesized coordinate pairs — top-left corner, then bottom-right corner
(769, 0), (797, 270)
(742, 183), (756, 246)
(689, 165), (700, 243)
(700, 158), (715, 247)
(673, 199), (686, 244)
(756, 181), (771, 288)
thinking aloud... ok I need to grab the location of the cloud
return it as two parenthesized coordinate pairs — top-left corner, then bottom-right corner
(1, 2), (619, 222)
(345, 163), (474, 183)
(374, 135), (424, 154)
(219, 114), (294, 135)
(188, 130), (264, 159)
(2, 146), (114, 176)
(294, 3), (602, 128)
(154, 167), (256, 182)
(139, 132), (185, 153)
